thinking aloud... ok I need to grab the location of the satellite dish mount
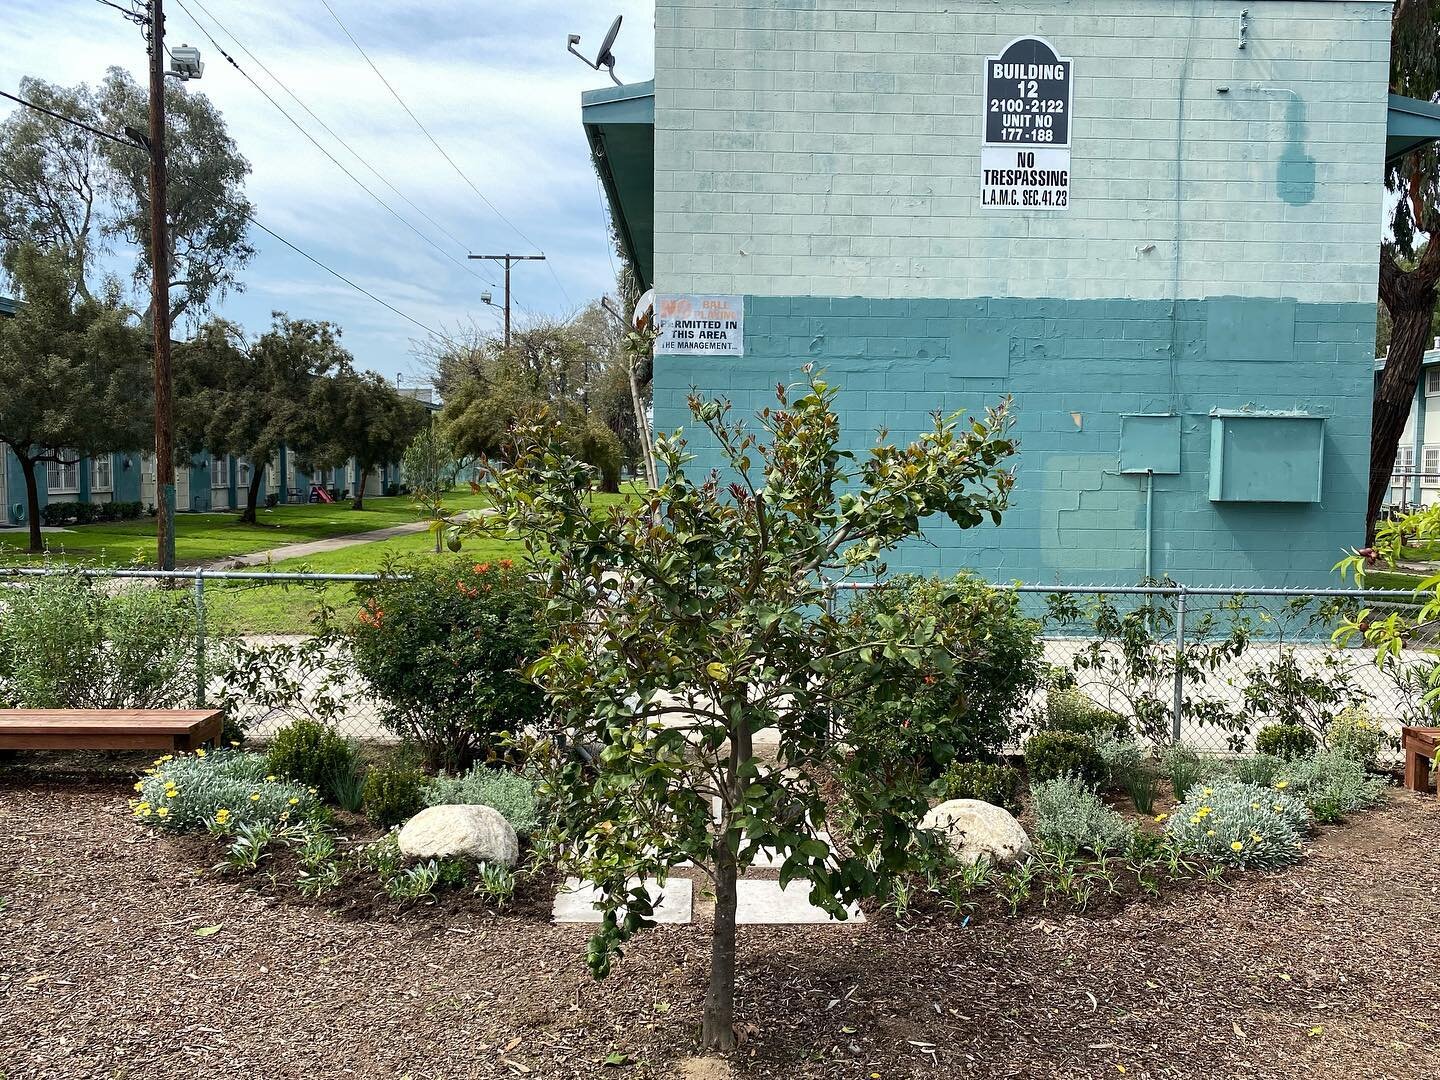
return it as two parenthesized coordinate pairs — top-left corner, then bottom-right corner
(567, 15), (623, 86)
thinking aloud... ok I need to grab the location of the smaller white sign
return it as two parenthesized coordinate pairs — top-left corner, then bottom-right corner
(654, 294), (744, 356)
(980, 145), (1070, 211)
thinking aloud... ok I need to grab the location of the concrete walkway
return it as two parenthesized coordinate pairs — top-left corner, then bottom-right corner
(214, 519), (441, 569)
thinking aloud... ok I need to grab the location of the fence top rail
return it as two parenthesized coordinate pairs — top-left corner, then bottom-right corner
(0, 565), (1423, 601)
(0, 567), (394, 583)
(823, 580), (1424, 601)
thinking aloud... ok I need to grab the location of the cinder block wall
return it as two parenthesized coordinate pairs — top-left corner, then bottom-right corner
(651, 0), (1392, 586)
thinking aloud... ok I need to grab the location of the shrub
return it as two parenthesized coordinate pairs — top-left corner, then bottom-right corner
(1043, 688), (1129, 739)
(934, 760), (1022, 814)
(1030, 775), (1136, 856)
(1325, 707), (1383, 766)
(266, 718), (359, 803)
(132, 750), (320, 832)
(424, 766), (540, 836)
(1093, 731), (1144, 784)
(1255, 723), (1317, 760)
(348, 558), (548, 770)
(1229, 754), (1285, 788)
(1274, 750), (1386, 824)
(835, 573), (1043, 780)
(1165, 779), (1307, 869)
(362, 762), (426, 827)
(1023, 731), (1106, 788)
(0, 570), (212, 712)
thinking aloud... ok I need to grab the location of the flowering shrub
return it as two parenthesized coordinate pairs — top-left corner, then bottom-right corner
(424, 766), (540, 836)
(1274, 750), (1386, 824)
(131, 750), (321, 832)
(1325, 707), (1383, 766)
(349, 558), (548, 770)
(1165, 779), (1307, 869)
(1031, 775), (1135, 856)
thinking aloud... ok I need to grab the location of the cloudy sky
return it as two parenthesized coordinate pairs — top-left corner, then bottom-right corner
(2, 0), (655, 380)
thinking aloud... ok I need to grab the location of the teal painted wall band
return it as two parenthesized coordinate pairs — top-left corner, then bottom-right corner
(651, 294), (1375, 588)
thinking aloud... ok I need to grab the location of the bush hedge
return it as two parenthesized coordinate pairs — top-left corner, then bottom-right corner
(1255, 723), (1317, 760)
(1023, 730), (1107, 788)
(40, 499), (144, 526)
(266, 718), (360, 804)
(933, 760), (1022, 814)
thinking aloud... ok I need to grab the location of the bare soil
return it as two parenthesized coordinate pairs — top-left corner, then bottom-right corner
(2, 755), (1437, 1079)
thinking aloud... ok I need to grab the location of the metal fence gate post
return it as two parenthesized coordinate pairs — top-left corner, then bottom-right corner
(1172, 586), (1186, 744)
(193, 570), (207, 708)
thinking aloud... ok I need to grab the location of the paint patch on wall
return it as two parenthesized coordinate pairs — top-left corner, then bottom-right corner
(1205, 297), (1297, 363)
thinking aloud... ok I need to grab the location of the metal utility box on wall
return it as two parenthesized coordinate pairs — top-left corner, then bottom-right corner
(1119, 414), (1182, 475)
(1208, 412), (1325, 503)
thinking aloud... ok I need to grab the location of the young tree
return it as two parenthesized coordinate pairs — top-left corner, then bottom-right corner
(1367, 2), (1440, 539)
(402, 423), (458, 553)
(306, 370), (428, 510)
(467, 374), (1016, 1050)
(181, 314), (347, 523)
(0, 70), (254, 323)
(0, 245), (149, 551)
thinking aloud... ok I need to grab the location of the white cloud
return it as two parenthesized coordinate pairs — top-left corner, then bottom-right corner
(1, 0), (654, 377)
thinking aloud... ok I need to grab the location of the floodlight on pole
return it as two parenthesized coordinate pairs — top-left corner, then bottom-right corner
(467, 253), (544, 349)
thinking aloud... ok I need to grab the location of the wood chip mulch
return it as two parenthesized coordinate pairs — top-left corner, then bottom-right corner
(2, 760), (1437, 1079)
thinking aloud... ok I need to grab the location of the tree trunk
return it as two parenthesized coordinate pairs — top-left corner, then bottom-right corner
(1369, 245), (1440, 543)
(352, 467), (369, 511)
(239, 464), (265, 525)
(701, 839), (739, 1051)
(18, 455), (43, 554)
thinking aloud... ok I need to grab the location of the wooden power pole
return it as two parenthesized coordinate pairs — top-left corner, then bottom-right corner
(147, 0), (176, 570)
(467, 253), (545, 349)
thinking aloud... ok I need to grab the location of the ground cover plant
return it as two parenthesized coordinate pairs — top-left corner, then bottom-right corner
(464, 373), (1018, 1051)
(425, 765), (541, 837)
(131, 750), (320, 831)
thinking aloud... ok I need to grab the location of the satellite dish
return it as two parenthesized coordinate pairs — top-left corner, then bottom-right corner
(566, 15), (624, 86)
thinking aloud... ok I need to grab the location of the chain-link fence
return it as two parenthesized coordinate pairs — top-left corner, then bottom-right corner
(2, 568), (1433, 763)
(830, 581), (1432, 765)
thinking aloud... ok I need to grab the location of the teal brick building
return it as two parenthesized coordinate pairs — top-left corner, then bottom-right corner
(585, 0), (1440, 586)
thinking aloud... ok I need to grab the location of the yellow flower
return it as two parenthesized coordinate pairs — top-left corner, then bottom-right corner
(1274, 779), (1289, 790)
(166, 790), (179, 798)
(265, 775), (277, 782)
(1202, 787), (1214, 797)
(134, 781), (144, 791)
(1230, 840), (1243, 851)
(195, 748), (206, 757)
(135, 802), (150, 812)
(1249, 801), (1260, 810)
(1154, 813), (1168, 823)
(156, 807), (169, 818)
(215, 808), (231, 823)
(288, 797), (300, 806)
(250, 793), (261, 802)
(1206, 829), (1216, 837)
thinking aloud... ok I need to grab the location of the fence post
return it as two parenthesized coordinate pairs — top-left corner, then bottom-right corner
(1172, 585), (1186, 744)
(193, 569), (207, 709)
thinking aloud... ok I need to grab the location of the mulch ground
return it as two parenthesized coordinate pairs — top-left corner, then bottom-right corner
(2, 758), (1437, 1080)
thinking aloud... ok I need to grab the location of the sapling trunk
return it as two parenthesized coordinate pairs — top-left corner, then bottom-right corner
(353, 466), (369, 510)
(701, 837), (739, 1051)
(19, 455), (42, 553)
(239, 466), (265, 525)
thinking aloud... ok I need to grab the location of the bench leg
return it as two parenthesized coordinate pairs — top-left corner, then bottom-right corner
(1405, 748), (1433, 793)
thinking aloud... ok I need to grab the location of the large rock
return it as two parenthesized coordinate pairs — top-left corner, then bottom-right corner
(919, 799), (1032, 867)
(398, 804), (519, 868)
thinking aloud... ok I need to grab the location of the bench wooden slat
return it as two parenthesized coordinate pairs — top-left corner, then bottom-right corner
(1401, 725), (1440, 794)
(0, 709), (224, 753)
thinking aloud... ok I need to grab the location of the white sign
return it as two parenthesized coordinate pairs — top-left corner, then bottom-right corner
(654, 294), (744, 356)
(981, 36), (1072, 211)
(980, 146), (1070, 210)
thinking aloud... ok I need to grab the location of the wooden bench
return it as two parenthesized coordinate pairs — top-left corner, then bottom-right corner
(1401, 726), (1439, 793)
(0, 709), (224, 753)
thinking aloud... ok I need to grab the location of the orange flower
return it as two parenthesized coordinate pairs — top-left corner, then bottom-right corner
(498, 558), (513, 570)
(474, 562), (492, 574)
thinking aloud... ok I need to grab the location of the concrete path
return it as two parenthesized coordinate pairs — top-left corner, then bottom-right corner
(214, 519), (442, 569)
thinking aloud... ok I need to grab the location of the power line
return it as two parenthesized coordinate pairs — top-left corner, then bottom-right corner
(316, 0), (572, 311)
(170, 0), (500, 292)
(0, 88), (448, 340)
(182, 0), (479, 262)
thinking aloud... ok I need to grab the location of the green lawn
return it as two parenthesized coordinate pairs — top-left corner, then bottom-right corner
(203, 489), (636, 634)
(0, 489), (491, 568)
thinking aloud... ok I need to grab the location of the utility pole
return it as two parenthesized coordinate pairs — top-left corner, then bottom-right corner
(468, 253), (544, 349)
(147, 0), (176, 571)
